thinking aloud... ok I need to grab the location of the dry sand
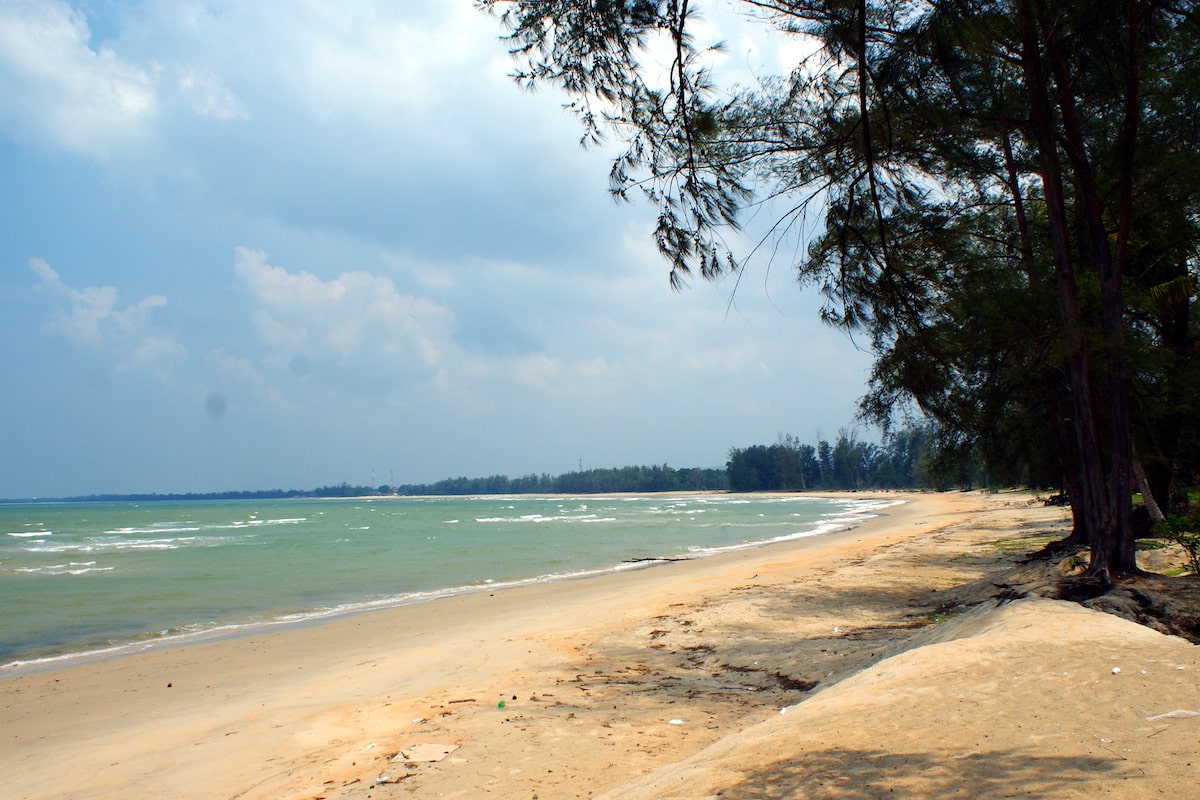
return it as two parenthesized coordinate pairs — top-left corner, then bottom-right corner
(3, 490), (1198, 799)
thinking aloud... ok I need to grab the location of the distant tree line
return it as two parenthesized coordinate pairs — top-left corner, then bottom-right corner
(5, 466), (729, 503)
(391, 465), (728, 496)
(5, 488), (328, 504)
(15, 420), (1062, 502)
(725, 424), (1037, 493)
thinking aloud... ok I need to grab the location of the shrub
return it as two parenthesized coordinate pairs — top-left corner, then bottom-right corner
(1154, 512), (1200, 577)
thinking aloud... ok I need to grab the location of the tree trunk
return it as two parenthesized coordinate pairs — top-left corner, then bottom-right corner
(1016, 0), (1127, 580)
(1134, 457), (1166, 524)
(1049, 391), (1089, 546)
(1042, 2), (1139, 576)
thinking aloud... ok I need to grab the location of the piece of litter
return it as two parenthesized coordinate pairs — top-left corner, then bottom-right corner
(1111, 667), (1121, 675)
(395, 743), (460, 762)
(1146, 709), (1200, 722)
(668, 719), (684, 725)
(376, 772), (416, 785)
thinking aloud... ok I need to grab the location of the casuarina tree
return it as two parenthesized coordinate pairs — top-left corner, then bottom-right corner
(478, 0), (1200, 580)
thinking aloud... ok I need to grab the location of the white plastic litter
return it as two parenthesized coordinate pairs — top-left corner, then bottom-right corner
(1146, 709), (1200, 722)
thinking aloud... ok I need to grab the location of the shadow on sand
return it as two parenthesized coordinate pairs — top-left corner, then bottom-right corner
(717, 745), (1119, 799)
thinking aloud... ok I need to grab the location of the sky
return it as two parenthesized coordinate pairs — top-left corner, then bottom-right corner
(0, 0), (874, 498)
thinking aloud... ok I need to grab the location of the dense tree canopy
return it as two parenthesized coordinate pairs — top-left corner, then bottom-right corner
(480, 0), (1200, 580)
(727, 427), (938, 491)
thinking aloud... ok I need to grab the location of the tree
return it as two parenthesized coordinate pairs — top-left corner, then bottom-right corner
(726, 423), (968, 490)
(480, 0), (1200, 580)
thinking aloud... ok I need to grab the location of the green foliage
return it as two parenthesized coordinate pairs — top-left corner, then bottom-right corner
(393, 464), (729, 496)
(1153, 513), (1200, 576)
(725, 423), (968, 492)
(479, 0), (1200, 575)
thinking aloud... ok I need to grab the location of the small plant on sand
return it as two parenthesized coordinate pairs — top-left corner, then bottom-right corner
(1153, 512), (1200, 577)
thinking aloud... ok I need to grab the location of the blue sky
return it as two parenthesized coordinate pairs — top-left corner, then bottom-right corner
(0, 0), (873, 497)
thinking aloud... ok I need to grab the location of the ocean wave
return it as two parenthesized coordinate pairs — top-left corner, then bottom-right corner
(22, 534), (241, 554)
(108, 525), (205, 535)
(685, 498), (906, 556)
(104, 517), (306, 536)
(13, 563), (115, 576)
(474, 513), (617, 524)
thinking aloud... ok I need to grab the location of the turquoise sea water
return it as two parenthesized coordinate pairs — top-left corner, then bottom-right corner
(0, 494), (898, 671)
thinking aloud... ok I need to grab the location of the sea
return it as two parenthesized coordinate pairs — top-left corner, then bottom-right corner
(0, 493), (900, 673)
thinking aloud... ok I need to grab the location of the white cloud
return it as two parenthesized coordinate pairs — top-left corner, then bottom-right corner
(511, 353), (623, 397)
(204, 348), (291, 416)
(30, 258), (186, 377)
(0, 1), (156, 158)
(0, 0), (614, 261)
(233, 246), (453, 373)
(129, 0), (511, 138)
(0, 0), (250, 163)
(123, 333), (188, 377)
(175, 66), (248, 120)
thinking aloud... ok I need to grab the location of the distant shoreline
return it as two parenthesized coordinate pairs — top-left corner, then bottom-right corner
(0, 485), (735, 506)
(2, 488), (917, 505)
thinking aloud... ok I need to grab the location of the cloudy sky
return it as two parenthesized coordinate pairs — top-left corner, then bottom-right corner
(0, 0), (873, 498)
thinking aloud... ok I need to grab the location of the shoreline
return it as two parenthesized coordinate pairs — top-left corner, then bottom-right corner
(1, 492), (901, 677)
(11, 489), (1195, 800)
(2, 490), (965, 799)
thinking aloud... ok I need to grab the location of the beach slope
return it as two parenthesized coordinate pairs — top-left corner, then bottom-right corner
(602, 595), (1200, 799)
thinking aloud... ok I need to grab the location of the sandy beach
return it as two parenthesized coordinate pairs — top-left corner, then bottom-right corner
(4, 490), (1198, 799)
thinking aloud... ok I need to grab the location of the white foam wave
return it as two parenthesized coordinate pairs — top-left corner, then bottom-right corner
(108, 525), (204, 535)
(14, 563), (115, 576)
(103, 517), (305, 537)
(7, 531), (51, 538)
(474, 514), (617, 524)
(685, 498), (907, 557)
(23, 534), (240, 554)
